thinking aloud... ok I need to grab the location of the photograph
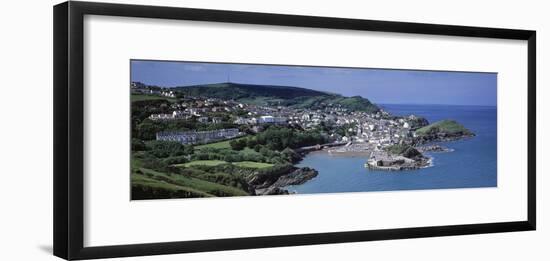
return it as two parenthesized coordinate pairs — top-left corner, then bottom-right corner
(130, 60), (497, 200)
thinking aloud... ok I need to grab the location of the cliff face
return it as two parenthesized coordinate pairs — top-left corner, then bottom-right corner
(246, 164), (318, 195)
(253, 167), (318, 195)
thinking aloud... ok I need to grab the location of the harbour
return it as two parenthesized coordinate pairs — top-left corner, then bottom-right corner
(285, 104), (497, 194)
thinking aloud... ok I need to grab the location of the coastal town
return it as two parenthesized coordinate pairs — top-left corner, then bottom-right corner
(131, 81), (475, 198)
(133, 82), (473, 170)
(138, 86), (425, 145)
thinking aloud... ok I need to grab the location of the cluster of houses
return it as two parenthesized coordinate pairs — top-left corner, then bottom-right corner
(149, 111), (191, 121)
(148, 97), (241, 122)
(135, 82), (424, 149)
(148, 111), (223, 124)
(233, 115), (288, 125)
(231, 104), (418, 147)
(149, 99), (421, 148)
(354, 116), (416, 146)
(156, 128), (241, 145)
(131, 83), (176, 98)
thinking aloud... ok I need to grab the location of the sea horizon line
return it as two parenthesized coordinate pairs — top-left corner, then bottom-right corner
(377, 103), (497, 107)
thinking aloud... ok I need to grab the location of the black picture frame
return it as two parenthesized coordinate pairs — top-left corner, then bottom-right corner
(53, 1), (536, 260)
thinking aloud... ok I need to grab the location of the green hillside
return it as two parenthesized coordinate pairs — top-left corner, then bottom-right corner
(132, 166), (249, 199)
(416, 120), (474, 137)
(131, 94), (177, 102)
(174, 82), (380, 113)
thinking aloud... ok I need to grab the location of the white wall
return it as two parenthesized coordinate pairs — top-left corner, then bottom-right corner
(0, 0), (547, 260)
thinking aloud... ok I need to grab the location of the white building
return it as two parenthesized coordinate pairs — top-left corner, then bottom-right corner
(161, 90), (176, 98)
(156, 128), (240, 145)
(257, 116), (287, 124)
(233, 117), (248, 125)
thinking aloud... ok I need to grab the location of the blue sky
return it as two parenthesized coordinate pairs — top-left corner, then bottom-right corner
(131, 60), (497, 106)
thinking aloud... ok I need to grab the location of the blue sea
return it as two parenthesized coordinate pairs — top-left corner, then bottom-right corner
(285, 104), (497, 194)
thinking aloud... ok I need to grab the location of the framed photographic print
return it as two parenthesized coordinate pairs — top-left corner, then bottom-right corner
(54, 1), (536, 260)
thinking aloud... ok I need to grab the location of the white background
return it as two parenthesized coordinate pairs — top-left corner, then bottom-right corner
(84, 14), (527, 246)
(0, 0), (548, 260)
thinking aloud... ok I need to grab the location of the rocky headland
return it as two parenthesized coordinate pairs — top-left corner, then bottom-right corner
(366, 145), (430, 171)
(248, 166), (318, 195)
(415, 144), (453, 153)
(414, 119), (475, 143)
(365, 120), (473, 171)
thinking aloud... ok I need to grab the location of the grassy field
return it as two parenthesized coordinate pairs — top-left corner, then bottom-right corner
(233, 161), (274, 169)
(132, 166), (249, 198)
(177, 160), (228, 167)
(132, 173), (214, 198)
(131, 94), (178, 102)
(176, 160), (273, 169)
(194, 136), (249, 150)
